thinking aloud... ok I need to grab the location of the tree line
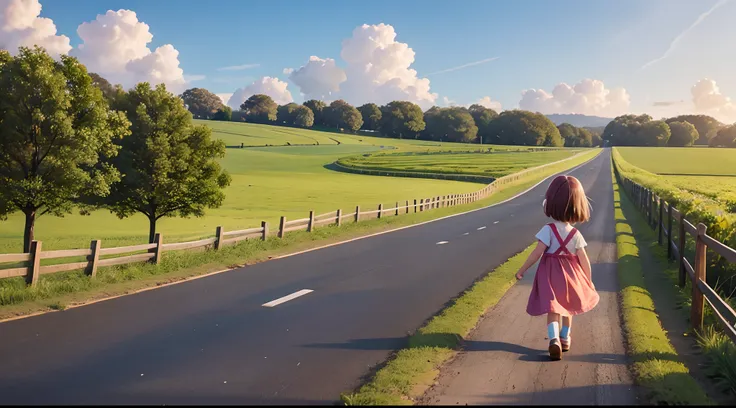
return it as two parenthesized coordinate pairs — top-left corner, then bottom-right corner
(602, 114), (735, 148)
(179, 86), (603, 148)
(0, 47), (231, 252)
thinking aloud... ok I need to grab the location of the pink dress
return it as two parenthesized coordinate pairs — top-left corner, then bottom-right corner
(526, 223), (599, 316)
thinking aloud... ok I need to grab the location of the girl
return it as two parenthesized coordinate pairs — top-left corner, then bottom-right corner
(515, 175), (599, 361)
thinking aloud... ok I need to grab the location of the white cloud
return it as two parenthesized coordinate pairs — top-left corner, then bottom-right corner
(227, 76), (293, 109)
(288, 56), (346, 101)
(286, 23), (437, 109)
(216, 93), (233, 105)
(72, 9), (186, 92)
(691, 78), (736, 123)
(282, 67), (294, 75)
(217, 63), (260, 71)
(425, 57), (499, 76)
(519, 78), (630, 117)
(0, 0), (71, 57)
(475, 96), (502, 111)
(441, 96), (456, 107)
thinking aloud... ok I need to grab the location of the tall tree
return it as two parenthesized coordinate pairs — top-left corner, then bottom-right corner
(422, 107), (478, 143)
(89, 72), (118, 101)
(358, 103), (382, 131)
(665, 114), (723, 145)
(212, 106), (232, 121)
(468, 104), (498, 143)
(180, 88), (224, 119)
(380, 101), (425, 139)
(303, 99), (327, 126)
(602, 114), (653, 146)
(105, 83), (231, 243)
(277, 103), (300, 125)
(667, 121), (698, 147)
(241, 94), (277, 123)
(326, 100), (363, 132)
(486, 110), (563, 147)
(637, 120), (670, 146)
(557, 123), (593, 147)
(293, 105), (314, 128)
(0, 47), (131, 252)
(710, 125), (736, 147)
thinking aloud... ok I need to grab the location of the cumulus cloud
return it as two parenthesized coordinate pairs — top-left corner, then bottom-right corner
(475, 96), (502, 111)
(227, 76), (293, 109)
(441, 96), (456, 107)
(72, 9), (186, 92)
(519, 78), (630, 117)
(0, 0), (71, 57)
(288, 56), (346, 101)
(286, 23), (437, 109)
(282, 67), (294, 75)
(691, 78), (736, 122)
(216, 93), (233, 105)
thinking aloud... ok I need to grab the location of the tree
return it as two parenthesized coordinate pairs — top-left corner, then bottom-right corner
(557, 123), (593, 147)
(326, 100), (363, 132)
(106, 83), (231, 243)
(240, 94), (277, 123)
(468, 104), (498, 143)
(602, 114), (653, 146)
(485, 110), (563, 146)
(180, 88), (224, 119)
(709, 125), (736, 147)
(667, 121), (698, 147)
(0, 47), (131, 252)
(421, 107), (477, 143)
(358, 103), (382, 131)
(304, 99), (327, 126)
(277, 103), (300, 125)
(293, 105), (314, 128)
(380, 101), (425, 139)
(212, 106), (232, 121)
(584, 126), (604, 146)
(637, 120), (670, 146)
(665, 115), (723, 145)
(89, 72), (118, 101)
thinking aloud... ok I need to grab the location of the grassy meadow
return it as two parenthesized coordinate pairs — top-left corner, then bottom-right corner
(616, 147), (736, 204)
(0, 121), (583, 253)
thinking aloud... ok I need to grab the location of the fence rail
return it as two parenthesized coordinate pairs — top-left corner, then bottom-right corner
(0, 150), (594, 287)
(614, 163), (736, 343)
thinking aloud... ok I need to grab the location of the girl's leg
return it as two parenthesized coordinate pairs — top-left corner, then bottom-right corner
(547, 312), (562, 360)
(561, 315), (572, 352)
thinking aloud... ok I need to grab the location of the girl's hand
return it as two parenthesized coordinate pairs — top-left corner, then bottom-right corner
(515, 271), (524, 280)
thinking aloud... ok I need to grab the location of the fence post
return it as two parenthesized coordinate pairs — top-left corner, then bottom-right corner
(413, 199), (417, 213)
(419, 199), (424, 212)
(27, 240), (41, 287)
(406, 200), (409, 214)
(308, 210), (315, 232)
(649, 190), (654, 227)
(355, 206), (360, 223)
(378, 204), (383, 219)
(395, 202), (399, 216)
(278, 216), (286, 238)
(262, 221), (269, 240)
(658, 197), (664, 245)
(87, 239), (101, 277)
(336, 210), (342, 227)
(667, 203), (673, 260)
(215, 226), (224, 250)
(153, 233), (163, 264)
(692, 223), (708, 331)
(678, 214), (686, 287)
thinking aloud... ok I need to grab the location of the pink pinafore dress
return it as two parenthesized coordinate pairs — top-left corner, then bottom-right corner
(526, 223), (599, 316)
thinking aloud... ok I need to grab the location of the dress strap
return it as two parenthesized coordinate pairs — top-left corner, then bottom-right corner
(550, 224), (577, 255)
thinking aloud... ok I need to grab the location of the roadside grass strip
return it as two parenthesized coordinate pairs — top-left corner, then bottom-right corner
(613, 168), (711, 405)
(341, 245), (535, 405)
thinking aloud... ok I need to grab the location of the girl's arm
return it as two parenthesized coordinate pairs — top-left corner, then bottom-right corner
(515, 241), (548, 280)
(576, 247), (592, 280)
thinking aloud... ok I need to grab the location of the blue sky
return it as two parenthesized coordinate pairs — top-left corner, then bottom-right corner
(23, 0), (736, 120)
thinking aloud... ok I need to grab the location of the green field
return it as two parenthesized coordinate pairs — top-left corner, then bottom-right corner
(0, 121), (580, 253)
(339, 150), (580, 178)
(616, 147), (736, 203)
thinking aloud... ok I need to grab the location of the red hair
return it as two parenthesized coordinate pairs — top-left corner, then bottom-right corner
(544, 175), (590, 223)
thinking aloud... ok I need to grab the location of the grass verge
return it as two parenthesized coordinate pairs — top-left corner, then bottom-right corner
(341, 245), (535, 405)
(613, 167), (712, 405)
(0, 150), (599, 321)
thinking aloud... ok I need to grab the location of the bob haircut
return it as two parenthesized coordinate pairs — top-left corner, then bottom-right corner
(544, 175), (590, 223)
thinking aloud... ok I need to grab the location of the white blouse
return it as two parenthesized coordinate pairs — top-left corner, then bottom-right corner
(535, 222), (588, 254)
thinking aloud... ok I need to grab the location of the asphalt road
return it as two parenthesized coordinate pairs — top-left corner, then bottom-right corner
(0, 150), (610, 405)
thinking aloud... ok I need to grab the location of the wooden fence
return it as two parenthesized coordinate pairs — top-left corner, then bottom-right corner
(615, 167), (736, 342)
(0, 150), (593, 288)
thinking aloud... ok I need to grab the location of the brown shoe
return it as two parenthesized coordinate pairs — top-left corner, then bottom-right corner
(561, 336), (571, 352)
(549, 338), (562, 361)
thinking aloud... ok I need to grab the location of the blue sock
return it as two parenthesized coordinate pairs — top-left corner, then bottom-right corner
(560, 325), (571, 339)
(547, 322), (559, 340)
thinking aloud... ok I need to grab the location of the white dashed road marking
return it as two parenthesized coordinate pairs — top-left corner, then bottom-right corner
(463, 233), (470, 236)
(493, 221), (500, 224)
(262, 289), (314, 308)
(477, 226), (487, 230)
(436, 241), (449, 245)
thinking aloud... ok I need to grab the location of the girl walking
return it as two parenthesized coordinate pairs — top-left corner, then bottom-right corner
(515, 175), (599, 361)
